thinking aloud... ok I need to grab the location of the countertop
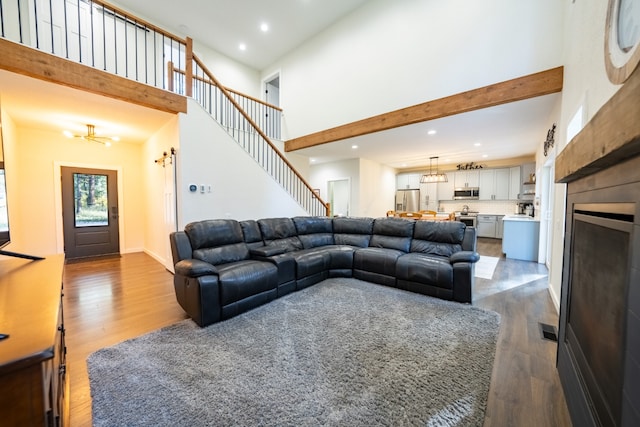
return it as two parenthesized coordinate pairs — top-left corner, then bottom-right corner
(503, 214), (540, 222)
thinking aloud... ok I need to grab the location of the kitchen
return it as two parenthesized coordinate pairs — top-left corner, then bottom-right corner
(395, 162), (541, 262)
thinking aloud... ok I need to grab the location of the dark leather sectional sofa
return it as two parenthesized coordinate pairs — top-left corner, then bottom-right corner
(170, 216), (480, 327)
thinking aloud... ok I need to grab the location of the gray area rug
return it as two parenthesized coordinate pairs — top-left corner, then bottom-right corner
(88, 278), (500, 426)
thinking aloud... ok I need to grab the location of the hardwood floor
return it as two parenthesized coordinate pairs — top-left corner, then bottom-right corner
(63, 242), (571, 426)
(63, 253), (188, 426)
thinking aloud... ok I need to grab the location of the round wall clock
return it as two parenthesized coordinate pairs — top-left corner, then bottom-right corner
(605, 0), (640, 84)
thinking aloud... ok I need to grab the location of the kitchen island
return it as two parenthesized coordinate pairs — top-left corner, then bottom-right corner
(502, 215), (540, 262)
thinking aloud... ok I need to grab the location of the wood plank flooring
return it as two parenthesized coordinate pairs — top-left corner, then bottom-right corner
(62, 240), (571, 426)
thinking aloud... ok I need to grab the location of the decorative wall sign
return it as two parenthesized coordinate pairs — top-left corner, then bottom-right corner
(456, 162), (486, 170)
(544, 123), (556, 157)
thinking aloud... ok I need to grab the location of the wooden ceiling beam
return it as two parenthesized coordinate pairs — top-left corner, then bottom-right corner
(284, 66), (563, 152)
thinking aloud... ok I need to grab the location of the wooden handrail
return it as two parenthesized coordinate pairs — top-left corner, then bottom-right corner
(191, 54), (329, 214)
(171, 64), (283, 112)
(94, 0), (188, 45)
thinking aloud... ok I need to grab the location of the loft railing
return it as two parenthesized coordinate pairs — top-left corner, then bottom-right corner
(0, 0), (186, 90)
(0, 0), (328, 215)
(187, 55), (328, 216)
(168, 61), (282, 141)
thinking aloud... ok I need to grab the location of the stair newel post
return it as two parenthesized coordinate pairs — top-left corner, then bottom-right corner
(185, 37), (193, 98)
(167, 61), (174, 92)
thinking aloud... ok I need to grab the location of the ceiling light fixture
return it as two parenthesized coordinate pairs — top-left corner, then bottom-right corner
(260, 23), (269, 32)
(427, 129), (437, 135)
(420, 156), (448, 183)
(63, 124), (119, 146)
(239, 43), (247, 51)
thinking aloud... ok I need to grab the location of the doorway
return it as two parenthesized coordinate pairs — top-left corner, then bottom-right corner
(264, 73), (280, 107)
(328, 179), (350, 217)
(61, 167), (120, 259)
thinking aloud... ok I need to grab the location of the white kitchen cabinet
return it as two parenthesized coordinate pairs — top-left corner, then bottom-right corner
(479, 169), (510, 200)
(509, 166), (521, 200)
(496, 215), (504, 239)
(477, 214), (498, 238)
(419, 182), (438, 211)
(437, 176), (455, 201)
(454, 170), (479, 188)
(396, 173), (421, 190)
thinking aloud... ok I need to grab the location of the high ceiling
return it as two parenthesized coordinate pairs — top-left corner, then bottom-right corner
(112, 0), (371, 71)
(0, 0), (559, 170)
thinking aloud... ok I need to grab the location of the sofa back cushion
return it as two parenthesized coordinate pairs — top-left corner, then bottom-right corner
(184, 219), (250, 265)
(369, 218), (415, 252)
(257, 217), (303, 252)
(293, 216), (335, 249)
(332, 217), (374, 247)
(239, 220), (264, 250)
(410, 221), (465, 257)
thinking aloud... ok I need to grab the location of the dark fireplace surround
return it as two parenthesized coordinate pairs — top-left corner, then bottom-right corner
(556, 67), (640, 427)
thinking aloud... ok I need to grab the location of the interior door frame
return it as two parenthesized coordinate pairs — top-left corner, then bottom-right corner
(327, 177), (351, 217)
(53, 161), (125, 254)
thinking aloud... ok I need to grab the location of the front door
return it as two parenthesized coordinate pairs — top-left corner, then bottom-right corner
(61, 167), (119, 259)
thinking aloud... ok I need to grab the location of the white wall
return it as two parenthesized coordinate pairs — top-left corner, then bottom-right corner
(265, 0), (565, 140)
(176, 99), (307, 226)
(0, 114), (152, 258)
(359, 158), (396, 218)
(309, 159), (360, 216)
(143, 116), (180, 269)
(544, 0), (623, 312)
(309, 158), (396, 218)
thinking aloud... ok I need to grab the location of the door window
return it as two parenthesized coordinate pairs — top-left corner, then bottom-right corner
(73, 173), (109, 227)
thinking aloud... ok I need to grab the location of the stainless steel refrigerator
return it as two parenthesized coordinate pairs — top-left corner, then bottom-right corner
(395, 189), (420, 212)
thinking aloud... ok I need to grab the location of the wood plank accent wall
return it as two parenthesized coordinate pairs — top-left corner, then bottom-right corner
(285, 66), (564, 152)
(556, 66), (640, 183)
(0, 38), (187, 115)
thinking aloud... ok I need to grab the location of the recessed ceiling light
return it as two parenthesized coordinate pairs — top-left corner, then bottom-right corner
(427, 130), (437, 135)
(239, 43), (247, 51)
(474, 142), (482, 147)
(482, 154), (489, 158)
(352, 145), (358, 149)
(260, 23), (269, 32)
(310, 158), (317, 163)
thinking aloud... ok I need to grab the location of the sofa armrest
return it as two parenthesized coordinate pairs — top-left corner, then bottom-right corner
(250, 246), (287, 257)
(450, 251), (480, 264)
(175, 259), (219, 277)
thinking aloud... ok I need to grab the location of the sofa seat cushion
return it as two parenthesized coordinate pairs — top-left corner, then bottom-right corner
(323, 245), (356, 270)
(353, 247), (404, 276)
(396, 253), (454, 290)
(216, 260), (278, 305)
(291, 248), (331, 278)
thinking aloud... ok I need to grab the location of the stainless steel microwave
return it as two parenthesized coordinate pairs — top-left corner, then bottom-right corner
(453, 187), (480, 200)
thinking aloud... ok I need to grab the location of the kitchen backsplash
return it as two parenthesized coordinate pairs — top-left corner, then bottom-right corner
(438, 200), (523, 216)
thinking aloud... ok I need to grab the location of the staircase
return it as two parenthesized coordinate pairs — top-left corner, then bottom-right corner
(0, 0), (328, 216)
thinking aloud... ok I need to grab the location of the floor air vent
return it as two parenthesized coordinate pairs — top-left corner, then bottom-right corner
(539, 322), (558, 342)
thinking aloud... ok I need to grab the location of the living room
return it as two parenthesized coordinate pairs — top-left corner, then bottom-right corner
(0, 0), (633, 425)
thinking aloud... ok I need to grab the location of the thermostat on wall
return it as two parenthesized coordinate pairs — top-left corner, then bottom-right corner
(189, 184), (198, 193)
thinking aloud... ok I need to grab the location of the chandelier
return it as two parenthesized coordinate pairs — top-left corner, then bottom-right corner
(64, 124), (120, 146)
(420, 156), (448, 183)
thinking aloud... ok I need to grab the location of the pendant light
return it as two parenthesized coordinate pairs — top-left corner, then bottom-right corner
(420, 156), (448, 183)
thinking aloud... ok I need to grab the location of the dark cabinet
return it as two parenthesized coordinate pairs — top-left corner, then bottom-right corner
(0, 254), (67, 426)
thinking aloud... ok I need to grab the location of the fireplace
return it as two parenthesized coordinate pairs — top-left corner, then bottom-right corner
(559, 200), (635, 426)
(556, 67), (640, 427)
